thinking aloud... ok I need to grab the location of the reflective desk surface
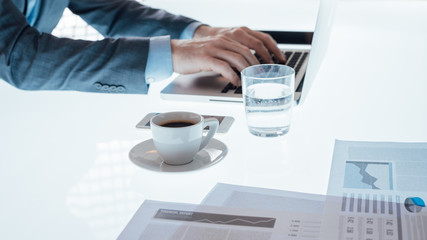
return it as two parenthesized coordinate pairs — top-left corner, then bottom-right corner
(1, 1), (427, 239)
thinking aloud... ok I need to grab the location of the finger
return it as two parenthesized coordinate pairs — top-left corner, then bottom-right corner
(210, 48), (251, 72)
(233, 30), (274, 64)
(248, 31), (286, 63)
(218, 37), (260, 66)
(201, 57), (241, 86)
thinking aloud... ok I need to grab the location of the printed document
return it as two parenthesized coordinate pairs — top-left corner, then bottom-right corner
(321, 140), (427, 240)
(203, 183), (325, 215)
(118, 200), (321, 240)
(202, 183), (325, 239)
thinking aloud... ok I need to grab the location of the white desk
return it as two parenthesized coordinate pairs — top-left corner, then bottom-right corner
(1, 1), (427, 239)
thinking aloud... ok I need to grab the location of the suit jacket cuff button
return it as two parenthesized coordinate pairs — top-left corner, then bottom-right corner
(94, 82), (102, 90)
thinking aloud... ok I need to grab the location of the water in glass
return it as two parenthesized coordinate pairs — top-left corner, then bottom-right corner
(244, 83), (293, 137)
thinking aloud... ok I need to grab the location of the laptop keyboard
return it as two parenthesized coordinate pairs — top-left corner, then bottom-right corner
(221, 50), (308, 94)
(221, 82), (241, 94)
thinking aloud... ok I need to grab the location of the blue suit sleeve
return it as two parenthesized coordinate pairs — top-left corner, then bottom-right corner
(68, 0), (202, 88)
(68, 0), (198, 39)
(0, 0), (150, 94)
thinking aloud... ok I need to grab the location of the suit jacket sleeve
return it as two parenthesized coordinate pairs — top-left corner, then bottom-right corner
(0, 0), (197, 94)
(68, 0), (198, 39)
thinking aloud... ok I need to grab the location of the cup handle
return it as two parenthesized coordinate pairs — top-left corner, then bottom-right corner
(199, 118), (219, 151)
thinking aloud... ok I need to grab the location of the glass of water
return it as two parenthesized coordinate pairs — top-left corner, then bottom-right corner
(242, 64), (295, 137)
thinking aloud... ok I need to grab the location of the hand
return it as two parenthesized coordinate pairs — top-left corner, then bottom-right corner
(193, 26), (286, 64)
(171, 36), (259, 86)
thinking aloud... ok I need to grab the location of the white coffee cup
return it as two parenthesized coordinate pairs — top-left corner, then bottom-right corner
(150, 112), (219, 165)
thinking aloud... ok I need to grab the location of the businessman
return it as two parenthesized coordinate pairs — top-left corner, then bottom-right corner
(0, 0), (285, 94)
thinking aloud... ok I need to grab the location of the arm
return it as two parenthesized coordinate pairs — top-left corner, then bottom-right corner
(67, 0), (285, 86)
(0, 0), (149, 94)
(68, 0), (197, 39)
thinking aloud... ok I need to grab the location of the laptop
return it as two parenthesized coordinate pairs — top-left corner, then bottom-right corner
(161, 0), (337, 105)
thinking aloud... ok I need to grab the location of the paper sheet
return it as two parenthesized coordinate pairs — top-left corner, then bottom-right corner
(118, 200), (321, 240)
(202, 183), (326, 239)
(203, 183), (325, 215)
(321, 140), (427, 240)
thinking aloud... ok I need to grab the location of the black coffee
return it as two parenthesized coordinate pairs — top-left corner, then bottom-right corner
(160, 121), (195, 128)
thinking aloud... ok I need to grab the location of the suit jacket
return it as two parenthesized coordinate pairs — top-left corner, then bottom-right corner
(0, 0), (197, 94)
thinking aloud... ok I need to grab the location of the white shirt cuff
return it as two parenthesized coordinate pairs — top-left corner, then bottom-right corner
(145, 22), (203, 84)
(145, 36), (173, 84)
(179, 22), (204, 39)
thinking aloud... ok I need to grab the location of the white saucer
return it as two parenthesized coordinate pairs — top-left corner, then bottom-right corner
(129, 138), (228, 172)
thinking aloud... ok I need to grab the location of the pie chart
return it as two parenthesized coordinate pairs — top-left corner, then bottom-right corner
(404, 197), (425, 213)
